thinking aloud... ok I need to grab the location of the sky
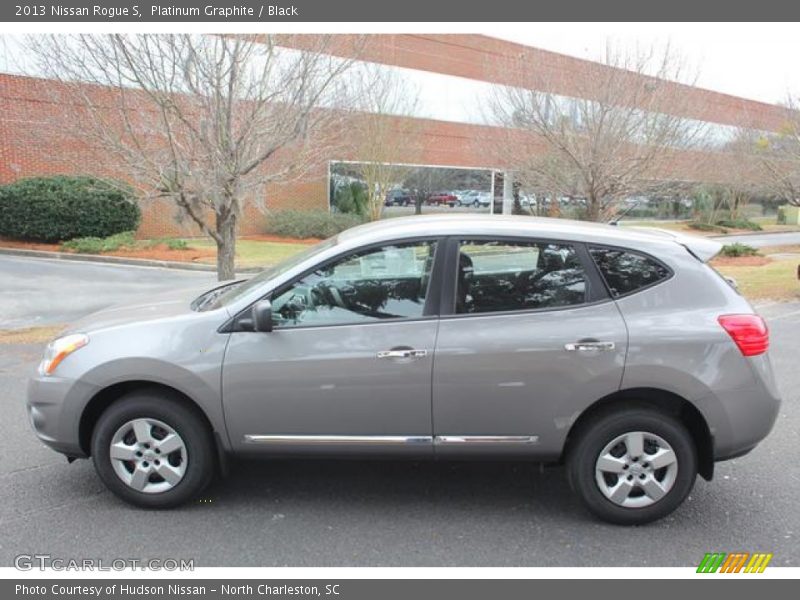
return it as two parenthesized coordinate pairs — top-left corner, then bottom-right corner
(3, 24), (799, 107)
(495, 22), (800, 105)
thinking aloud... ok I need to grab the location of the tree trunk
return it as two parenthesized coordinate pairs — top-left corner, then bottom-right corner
(216, 211), (237, 281)
(369, 191), (382, 221)
(587, 195), (601, 221)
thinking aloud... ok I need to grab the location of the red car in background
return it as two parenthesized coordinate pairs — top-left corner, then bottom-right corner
(426, 192), (458, 207)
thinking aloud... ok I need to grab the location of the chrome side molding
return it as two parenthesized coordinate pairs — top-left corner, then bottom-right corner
(434, 435), (539, 444)
(244, 434), (538, 445)
(244, 434), (432, 445)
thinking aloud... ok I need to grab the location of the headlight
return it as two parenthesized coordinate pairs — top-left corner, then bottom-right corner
(38, 334), (89, 376)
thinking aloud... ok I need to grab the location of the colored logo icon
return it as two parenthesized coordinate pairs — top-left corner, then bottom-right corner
(697, 552), (773, 573)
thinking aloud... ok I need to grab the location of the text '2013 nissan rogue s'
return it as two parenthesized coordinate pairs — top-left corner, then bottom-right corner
(27, 215), (781, 524)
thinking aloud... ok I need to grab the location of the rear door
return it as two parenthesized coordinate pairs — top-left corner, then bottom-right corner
(432, 237), (628, 458)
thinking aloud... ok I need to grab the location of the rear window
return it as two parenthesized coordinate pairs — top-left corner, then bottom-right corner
(457, 240), (587, 313)
(589, 246), (671, 297)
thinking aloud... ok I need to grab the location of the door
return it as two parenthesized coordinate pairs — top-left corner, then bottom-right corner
(432, 238), (627, 458)
(223, 239), (441, 456)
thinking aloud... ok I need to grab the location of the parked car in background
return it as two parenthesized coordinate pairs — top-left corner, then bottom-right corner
(426, 192), (458, 207)
(27, 215), (780, 524)
(384, 189), (414, 207)
(458, 190), (492, 208)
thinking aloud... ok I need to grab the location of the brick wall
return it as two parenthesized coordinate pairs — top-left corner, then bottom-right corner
(0, 70), (519, 238)
(1, 35), (787, 238)
(277, 34), (790, 133)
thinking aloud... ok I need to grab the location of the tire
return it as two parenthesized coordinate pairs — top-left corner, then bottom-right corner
(91, 390), (215, 508)
(567, 407), (697, 525)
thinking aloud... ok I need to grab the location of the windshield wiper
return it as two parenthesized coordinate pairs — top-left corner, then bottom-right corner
(191, 280), (244, 312)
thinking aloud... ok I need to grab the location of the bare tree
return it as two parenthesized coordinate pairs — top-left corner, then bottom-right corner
(488, 42), (708, 221)
(350, 65), (421, 221)
(733, 102), (800, 207)
(26, 34), (358, 280)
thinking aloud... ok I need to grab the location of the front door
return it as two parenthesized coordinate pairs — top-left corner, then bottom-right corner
(222, 239), (441, 456)
(432, 238), (627, 458)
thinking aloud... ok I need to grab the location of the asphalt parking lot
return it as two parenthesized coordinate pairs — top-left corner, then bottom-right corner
(0, 256), (798, 567)
(0, 256), (215, 328)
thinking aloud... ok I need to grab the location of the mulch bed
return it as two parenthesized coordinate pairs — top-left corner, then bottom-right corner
(711, 255), (772, 267)
(241, 234), (320, 244)
(0, 237), (215, 263)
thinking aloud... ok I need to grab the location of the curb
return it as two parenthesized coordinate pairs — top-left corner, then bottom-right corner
(710, 229), (800, 239)
(0, 246), (261, 273)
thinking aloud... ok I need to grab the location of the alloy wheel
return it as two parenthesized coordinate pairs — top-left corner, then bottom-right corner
(594, 431), (678, 508)
(109, 418), (188, 494)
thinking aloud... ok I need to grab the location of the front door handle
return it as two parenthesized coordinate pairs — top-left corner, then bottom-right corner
(377, 349), (428, 359)
(565, 341), (615, 352)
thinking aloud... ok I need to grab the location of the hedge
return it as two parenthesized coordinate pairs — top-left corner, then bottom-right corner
(263, 210), (365, 239)
(0, 176), (141, 242)
(719, 243), (760, 258)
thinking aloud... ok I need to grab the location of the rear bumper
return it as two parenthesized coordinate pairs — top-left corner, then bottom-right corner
(703, 357), (781, 461)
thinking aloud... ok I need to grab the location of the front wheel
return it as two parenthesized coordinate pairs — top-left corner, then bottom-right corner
(567, 407), (697, 525)
(91, 390), (215, 508)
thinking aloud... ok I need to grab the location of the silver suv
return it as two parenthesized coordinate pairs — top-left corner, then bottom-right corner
(27, 215), (780, 524)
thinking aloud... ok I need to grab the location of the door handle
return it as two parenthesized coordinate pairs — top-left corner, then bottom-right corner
(564, 341), (615, 352)
(377, 349), (428, 359)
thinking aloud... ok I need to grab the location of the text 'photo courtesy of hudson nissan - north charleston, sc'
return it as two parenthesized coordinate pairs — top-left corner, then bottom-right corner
(26, 215), (781, 525)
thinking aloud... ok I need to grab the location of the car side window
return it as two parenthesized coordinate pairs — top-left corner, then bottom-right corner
(589, 246), (670, 297)
(271, 241), (437, 328)
(456, 240), (587, 314)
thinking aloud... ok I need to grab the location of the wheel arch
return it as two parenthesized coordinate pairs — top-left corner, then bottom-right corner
(78, 380), (229, 474)
(562, 387), (714, 480)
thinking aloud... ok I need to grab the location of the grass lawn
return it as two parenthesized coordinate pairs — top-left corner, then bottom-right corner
(0, 325), (65, 344)
(715, 258), (800, 302)
(185, 238), (313, 269)
(713, 245), (800, 302)
(621, 216), (800, 236)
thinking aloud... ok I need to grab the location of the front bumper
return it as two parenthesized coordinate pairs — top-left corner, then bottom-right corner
(26, 374), (100, 458)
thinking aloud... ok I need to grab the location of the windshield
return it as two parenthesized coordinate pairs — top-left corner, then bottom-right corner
(193, 237), (338, 311)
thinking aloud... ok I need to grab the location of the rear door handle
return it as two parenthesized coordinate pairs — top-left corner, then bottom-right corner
(377, 349), (428, 359)
(565, 341), (615, 352)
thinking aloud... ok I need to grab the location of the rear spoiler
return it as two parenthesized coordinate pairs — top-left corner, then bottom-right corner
(628, 227), (723, 262)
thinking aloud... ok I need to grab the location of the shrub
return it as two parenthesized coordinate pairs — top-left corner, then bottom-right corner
(719, 243), (760, 258)
(264, 210), (366, 239)
(62, 231), (136, 254)
(333, 182), (369, 216)
(144, 237), (189, 250)
(166, 238), (189, 250)
(0, 176), (140, 242)
(715, 218), (762, 231)
(688, 222), (727, 233)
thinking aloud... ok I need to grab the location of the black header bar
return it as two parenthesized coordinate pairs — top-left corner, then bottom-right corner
(2, 0), (800, 22)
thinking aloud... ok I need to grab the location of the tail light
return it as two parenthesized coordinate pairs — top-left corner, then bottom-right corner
(718, 314), (769, 357)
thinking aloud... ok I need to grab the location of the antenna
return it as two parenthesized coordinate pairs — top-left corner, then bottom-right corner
(608, 198), (642, 226)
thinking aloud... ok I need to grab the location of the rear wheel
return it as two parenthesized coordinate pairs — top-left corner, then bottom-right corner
(567, 408), (697, 525)
(91, 390), (215, 508)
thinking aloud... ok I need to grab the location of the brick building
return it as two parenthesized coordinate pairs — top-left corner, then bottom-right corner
(0, 34), (789, 238)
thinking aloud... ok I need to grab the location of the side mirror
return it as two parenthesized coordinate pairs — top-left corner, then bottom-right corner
(251, 299), (273, 333)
